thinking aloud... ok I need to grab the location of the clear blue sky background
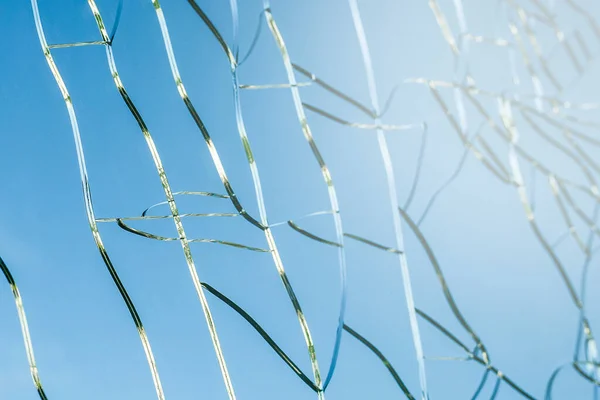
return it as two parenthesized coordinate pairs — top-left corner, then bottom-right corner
(1, 0), (600, 399)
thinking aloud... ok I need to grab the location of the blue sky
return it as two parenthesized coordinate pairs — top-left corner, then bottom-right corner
(1, 0), (600, 399)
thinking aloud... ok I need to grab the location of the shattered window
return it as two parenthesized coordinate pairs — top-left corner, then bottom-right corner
(1, 0), (600, 398)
